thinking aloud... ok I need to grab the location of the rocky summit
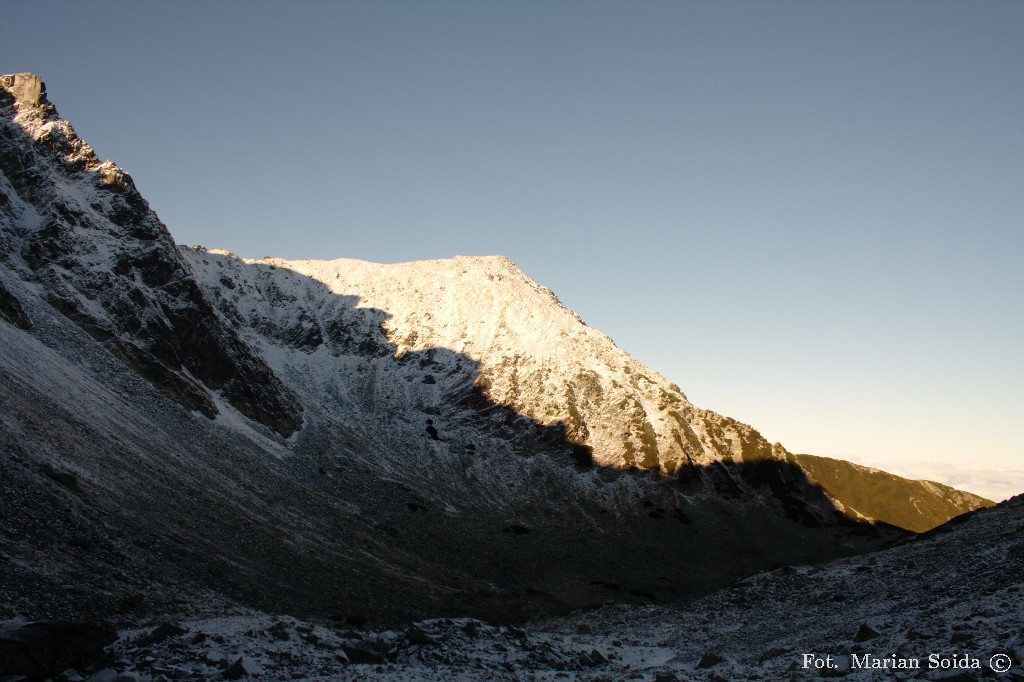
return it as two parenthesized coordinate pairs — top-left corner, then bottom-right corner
(0, 74), (1007, 679)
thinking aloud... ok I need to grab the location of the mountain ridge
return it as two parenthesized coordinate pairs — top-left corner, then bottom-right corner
(184, 246), (993, 521)
(793, 452), (992, 532)
(0, 72), (304, 437)
(186, 247), (784, 472)
(0, 73), (993, 627)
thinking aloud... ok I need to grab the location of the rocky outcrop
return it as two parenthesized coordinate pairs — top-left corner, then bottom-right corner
(0, 277), (31, 329)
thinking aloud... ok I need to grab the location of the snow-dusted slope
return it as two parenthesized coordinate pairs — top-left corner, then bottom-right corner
(183, 248), (992, 527)
(0, 73), (302, 436)
(185, 249), (806, 472)
(259, 253), (690, 470)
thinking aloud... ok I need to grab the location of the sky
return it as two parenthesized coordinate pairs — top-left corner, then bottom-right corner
(3, 0), (1022, 500)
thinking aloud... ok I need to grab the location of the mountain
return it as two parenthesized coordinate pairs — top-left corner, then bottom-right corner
(0, 74), (991, 628)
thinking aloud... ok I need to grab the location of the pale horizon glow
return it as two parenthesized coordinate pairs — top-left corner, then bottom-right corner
(3, 0), (1022, 501)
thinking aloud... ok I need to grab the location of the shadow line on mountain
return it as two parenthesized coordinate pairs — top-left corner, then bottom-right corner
(187, 254), (911, 623)
(196, 252), (597, 465)
(202, 253), (905, 540)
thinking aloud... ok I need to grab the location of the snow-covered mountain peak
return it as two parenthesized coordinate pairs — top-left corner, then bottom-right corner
(184, 246), (698, 470)
(0, 76), (996, 633)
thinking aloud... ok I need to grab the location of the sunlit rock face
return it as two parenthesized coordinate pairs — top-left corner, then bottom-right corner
(0, 74), (988, 627)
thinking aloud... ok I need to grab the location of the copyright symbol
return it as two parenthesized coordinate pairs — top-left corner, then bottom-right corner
(991, 653), (1012, 673)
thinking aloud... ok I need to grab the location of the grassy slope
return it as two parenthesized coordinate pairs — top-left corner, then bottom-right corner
(792, 453), (994, 533)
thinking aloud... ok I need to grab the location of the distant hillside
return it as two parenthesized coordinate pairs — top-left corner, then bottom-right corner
(793, 453), (994, 532)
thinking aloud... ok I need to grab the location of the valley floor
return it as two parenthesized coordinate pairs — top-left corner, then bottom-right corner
(14, 496), (1022, 682)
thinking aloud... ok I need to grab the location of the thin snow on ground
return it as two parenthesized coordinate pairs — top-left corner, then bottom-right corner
(74, 496), (1024, 681)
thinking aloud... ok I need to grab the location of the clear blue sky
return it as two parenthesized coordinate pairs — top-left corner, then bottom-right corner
(4, 0), (1023, 499)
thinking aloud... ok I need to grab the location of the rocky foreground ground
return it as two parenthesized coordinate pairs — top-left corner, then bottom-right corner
(3, 496), (1022, 681)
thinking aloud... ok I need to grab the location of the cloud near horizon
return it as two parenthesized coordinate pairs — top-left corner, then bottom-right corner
(847, 456), (1024, 503)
